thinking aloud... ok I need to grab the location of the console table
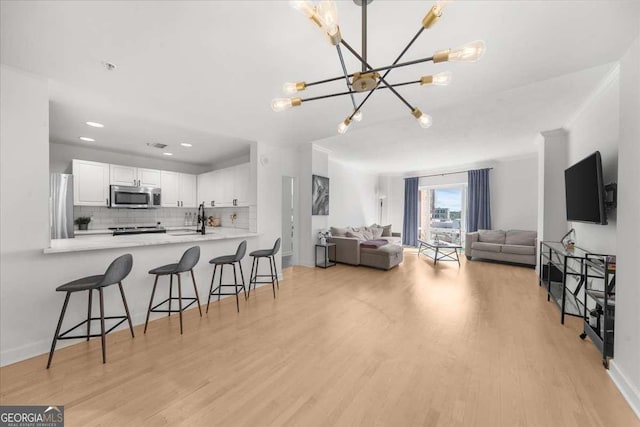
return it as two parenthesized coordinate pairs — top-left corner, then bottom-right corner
(539, 241), (587, 324)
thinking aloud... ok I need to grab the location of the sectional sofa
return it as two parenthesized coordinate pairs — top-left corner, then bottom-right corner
(328, 225), (403, 270)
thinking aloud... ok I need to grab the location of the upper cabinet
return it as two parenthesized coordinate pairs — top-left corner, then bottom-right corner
(197, 162), (253, 207)
(161, 170), (196, 208)
(137, 168), (162, 187)
(110, 164), (161, 187)
(72, 159), (110, 206)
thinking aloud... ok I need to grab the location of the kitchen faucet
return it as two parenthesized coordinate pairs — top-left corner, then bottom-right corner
(197, 203), (206, 235)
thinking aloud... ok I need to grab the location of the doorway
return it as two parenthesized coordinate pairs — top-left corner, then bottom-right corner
(282, 176), (297, 268)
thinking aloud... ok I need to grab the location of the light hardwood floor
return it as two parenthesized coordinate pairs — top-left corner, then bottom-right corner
(1, 250), (637, 427)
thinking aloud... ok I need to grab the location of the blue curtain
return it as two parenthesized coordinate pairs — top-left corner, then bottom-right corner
(402, 177), (419, 247)
(467, 168), (492, 232)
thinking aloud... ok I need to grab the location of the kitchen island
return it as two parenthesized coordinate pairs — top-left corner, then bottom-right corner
(45, 227), (258, 254)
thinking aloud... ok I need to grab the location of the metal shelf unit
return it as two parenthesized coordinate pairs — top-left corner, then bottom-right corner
(539, 241), (587, 324)
(580, 255), (616, 368)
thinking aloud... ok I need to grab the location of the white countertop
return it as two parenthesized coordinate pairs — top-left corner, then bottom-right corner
(45, 227), (259, 254)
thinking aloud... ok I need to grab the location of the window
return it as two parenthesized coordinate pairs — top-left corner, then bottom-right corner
(418, 184), (467, 246)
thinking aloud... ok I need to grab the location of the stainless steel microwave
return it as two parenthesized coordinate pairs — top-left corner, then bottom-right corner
(110, 185), (161, 209)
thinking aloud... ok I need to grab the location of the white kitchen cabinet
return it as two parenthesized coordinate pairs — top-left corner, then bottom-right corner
(180, 173), (197, 208)
(110, 164), (138, 186)
(197, 170), (216, 207)
(233, 163), (251, 205)
(197, 163), (253, 207)
(161, 171), (196, 207)
(138, 168), (162, 187)
(161, 171), (180, 207)
(72, 159), (110, 206)
(111, 165), (161, 187)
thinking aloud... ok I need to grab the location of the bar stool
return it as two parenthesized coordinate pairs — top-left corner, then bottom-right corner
(144, 246), (202, 335)
(207, 240), (247, 313)
(248, 238), (281, 299)
(47, 253), (134, 368)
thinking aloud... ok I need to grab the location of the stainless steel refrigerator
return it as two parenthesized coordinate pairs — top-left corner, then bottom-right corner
(50, 173), (74, 239)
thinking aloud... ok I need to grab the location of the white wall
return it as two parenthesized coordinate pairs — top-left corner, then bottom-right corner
(328, 158), (378, 227)
(50, 141), (209, 175)
(377, 175), (404, 232)
(610, 34), (640, 417)
(491, 155), (538, 231)
(566, 66), (620, 254)
(383, 155), (539, 235)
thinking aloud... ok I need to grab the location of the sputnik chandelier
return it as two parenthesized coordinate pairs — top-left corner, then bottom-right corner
(271, 0), (486, 134)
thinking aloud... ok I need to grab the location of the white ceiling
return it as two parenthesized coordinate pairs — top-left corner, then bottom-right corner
(1, 1), (639, 172)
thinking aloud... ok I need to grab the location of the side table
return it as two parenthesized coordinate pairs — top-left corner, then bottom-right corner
(315, 243), (336, 268)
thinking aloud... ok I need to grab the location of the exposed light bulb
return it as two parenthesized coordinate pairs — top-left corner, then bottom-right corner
(283, 82), (298, 95)
(289, 0), (315, 18)
(337, 118), (351, 134)
(412, 108), (433, 129)
(317, 0), (339, 36)
(433, 0), (451, 16)
(418, 113), (433, 128)
(448, 40), (486, 62)
(271, 97), (302, 112)
(282, 81), (306, 95)
(352, 110), (363, 122)
(432, 71), (453, 86)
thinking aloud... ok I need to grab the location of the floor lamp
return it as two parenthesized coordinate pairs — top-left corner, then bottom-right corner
(378, 195), (387, 224)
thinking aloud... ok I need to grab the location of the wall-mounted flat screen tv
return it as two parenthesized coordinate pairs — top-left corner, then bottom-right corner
(564, 151), (607, 225)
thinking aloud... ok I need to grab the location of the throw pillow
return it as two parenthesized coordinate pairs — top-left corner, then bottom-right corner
(330, 226), (348, 237)
(346, 230), (365, 240)
(381, 224), (392, 237)
(362, 228), (374, 240)
(371, 226), (384, 239)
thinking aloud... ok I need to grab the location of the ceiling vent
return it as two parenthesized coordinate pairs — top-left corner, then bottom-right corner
(147, 143), (168, 149)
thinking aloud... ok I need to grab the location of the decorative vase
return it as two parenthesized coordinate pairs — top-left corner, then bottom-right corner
(320, 236), (327, 245)
(79, 224), (88, 231)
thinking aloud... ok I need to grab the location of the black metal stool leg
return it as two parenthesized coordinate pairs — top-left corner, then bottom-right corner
(177, 273), (183, 334)
(253, 257), (260, 293)
(87, 289), (92, 341)
(190, 269), (202, 316)
(272, 256), (279, 289)
(232, 264), (240, 313)
(168, 274), (173, 317)
(98, 287), (106, 364)
(207, 264), (217, 313)
(47, 292), (71, 369)
(238, 261), (247, 300)
(268, 257), (276, 299)
(217, 264), (224, 301)
(118, 282), (135, 338)
(248, 257), (256, 298)
(144, 274), (159, 333)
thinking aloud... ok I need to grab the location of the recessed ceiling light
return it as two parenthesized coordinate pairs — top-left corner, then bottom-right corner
(180, 143), (193, 147)
(79, 137), (95, 142)
(163, 152), (173, 156)
(86, 121), (104, 128)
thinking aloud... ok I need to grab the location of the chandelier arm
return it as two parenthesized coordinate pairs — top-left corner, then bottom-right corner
(301, 80), (421, 103)
(345, 27), (425, 120)
(340, 39), (414, 111)
(336, 45), (358, 109)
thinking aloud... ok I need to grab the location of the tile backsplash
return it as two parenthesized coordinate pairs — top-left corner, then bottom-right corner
(74, 206), (250, 230)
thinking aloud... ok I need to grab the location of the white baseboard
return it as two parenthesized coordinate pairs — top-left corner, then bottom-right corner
(609, 360), (640, 419)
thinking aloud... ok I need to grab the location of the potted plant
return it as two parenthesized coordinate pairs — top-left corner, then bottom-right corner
(74, 216), (91, 231)
(317, 230), (332, 245)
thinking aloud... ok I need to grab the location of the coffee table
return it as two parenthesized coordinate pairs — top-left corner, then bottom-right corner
(418, 239), (462, 266)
